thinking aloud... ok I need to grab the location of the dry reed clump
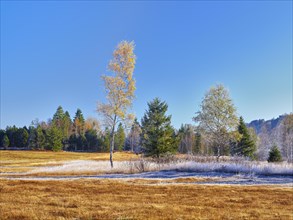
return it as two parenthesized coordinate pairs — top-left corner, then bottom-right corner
(0, 179), (292, 220)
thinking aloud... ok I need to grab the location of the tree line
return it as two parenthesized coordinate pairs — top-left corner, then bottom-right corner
(0, 106), (127, 152)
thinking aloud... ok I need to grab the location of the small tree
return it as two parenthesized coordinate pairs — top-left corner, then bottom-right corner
(268, 145), (282, 162)
(141, 98), (177, 157)
(97, 41), (136, 167)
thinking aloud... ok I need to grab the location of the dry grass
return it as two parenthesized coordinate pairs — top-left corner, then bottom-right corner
(0, 179), (292, 220)
(0, 151), (139, 173)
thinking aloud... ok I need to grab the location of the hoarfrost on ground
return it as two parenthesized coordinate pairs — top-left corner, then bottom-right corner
(29, 159), (293, 176)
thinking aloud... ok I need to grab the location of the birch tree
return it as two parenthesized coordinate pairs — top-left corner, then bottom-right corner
(193, 84), (238, 161)
(97, 41), (136, 167)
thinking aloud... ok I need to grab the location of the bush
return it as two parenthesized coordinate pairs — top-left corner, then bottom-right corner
(268, 145), (282, 163)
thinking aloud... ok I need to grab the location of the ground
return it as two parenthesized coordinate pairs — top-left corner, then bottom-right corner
(0, 151), (292, 219)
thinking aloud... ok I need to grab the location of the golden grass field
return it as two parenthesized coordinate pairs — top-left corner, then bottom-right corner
(0, 179), (292, 220)
(0, 150), (138, 173)
(0, 151), (292, 219)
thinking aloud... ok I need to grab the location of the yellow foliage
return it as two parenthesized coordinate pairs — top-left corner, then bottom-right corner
(98, 41), (136, 127)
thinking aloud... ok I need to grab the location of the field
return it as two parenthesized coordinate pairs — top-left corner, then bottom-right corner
(0, 151), (293, 219)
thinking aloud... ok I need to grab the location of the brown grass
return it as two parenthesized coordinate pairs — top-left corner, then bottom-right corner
(0, 151), (139, 173)
(0, 179), (292, 220)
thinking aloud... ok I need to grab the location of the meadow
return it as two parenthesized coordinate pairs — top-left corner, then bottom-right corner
(0, 151), (292, 219)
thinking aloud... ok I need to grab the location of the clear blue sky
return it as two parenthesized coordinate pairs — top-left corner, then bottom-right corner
(1, 1), (292, 129)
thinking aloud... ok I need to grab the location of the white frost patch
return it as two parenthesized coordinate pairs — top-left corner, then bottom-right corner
(28, 159), (293, 176)
(168, 161), (293, 176)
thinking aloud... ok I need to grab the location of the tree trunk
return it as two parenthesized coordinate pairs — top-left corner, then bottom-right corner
(110, 130), (115, 168)
(110, 116), (117, 168)
(217, 146), (220, 162)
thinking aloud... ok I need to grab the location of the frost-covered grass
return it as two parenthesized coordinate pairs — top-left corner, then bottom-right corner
(1, 151), (292, 177)
(168, 161), (293, 176)
(25, 158), (293, 177)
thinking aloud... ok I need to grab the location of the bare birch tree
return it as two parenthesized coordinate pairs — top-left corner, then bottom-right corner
(97, 41), (136, 167)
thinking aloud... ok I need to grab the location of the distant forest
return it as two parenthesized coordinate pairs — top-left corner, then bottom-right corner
(1, 104), (292, 162)
(0, 106), (130, 153)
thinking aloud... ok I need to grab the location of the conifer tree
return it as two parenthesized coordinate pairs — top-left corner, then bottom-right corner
(73, 109), (85, 136)
(237, 116), (256, 159)
(268, 145), (282, 162)
(115, 123), (126, 151)
(47, 125), (63, 151)
(2, 134), (10, 148)
(52, 106), (65, 127)
(141, 98), (177, 157)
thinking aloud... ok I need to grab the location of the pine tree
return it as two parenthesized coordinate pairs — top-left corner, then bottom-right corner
(115, 123), (126, 151)
(194, 132), (202, 154)
(52, 106), (65, 127)
(0, 130), (8, 148)
(36, 126), (46, 150)
(141, 98), (177, 157)
(47, 125), (63, 151)
(73, 109), (85, 136)
(14, 128), (29, 148)
(237, 117), (256, 159)
(268, 145), (282, 162)
(102, 128), (111, 152)
(63, 111), (72, 139)
(2, 134), (10, 148)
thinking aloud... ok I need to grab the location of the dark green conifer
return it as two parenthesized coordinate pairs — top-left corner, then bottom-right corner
(237, 117), (256, 159)
(141, 98), (177, 157)
(268, 145), (282, 162)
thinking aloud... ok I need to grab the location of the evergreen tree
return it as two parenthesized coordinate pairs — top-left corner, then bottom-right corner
(52, 106), (65, 127)
(6, 126), (18, 147)
(115, 123), (126, 151)
(28, 126), (37, 149)
(101, 128), (111, 152)
(194, 132), (202, 154)
(268, 145), (282, 162)
(73, 109), (85, 136)
(141, 98), (177, 157)
(237, 117), (256, 159)
(2, 134), (10, 148)
(0, 130), (6, 148)
(85, 129), (101, 151)
(47, 125), (63, 151)
(36, 126), (46, 150)
(15, 128), (29, 148)
(68, 134), (78, 151)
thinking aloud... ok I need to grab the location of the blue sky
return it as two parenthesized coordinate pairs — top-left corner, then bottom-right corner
(1, 1), (292, 129)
